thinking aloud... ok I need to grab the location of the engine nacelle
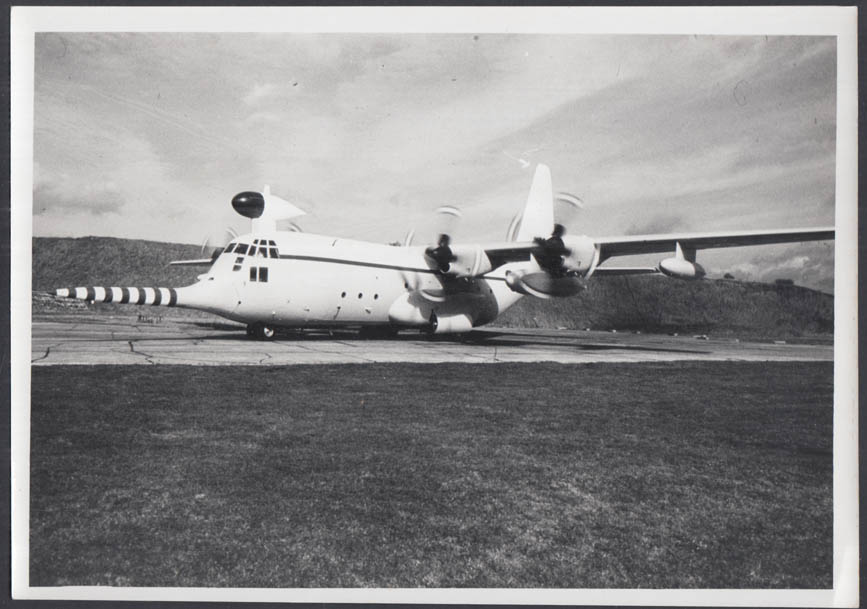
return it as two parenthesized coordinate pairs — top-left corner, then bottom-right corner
(387, 292), (493, 329)
(560, 235), (597, 274)
(658, 257), (706, 280)
(505, 270), (585, 299)
(442, 244), (493, 278)
(430, 312), (473, 334)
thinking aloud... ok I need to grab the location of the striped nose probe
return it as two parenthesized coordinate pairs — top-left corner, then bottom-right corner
(54, 287), (180, 307)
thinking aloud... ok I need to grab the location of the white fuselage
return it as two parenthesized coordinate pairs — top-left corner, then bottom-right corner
(177, 231), (530, 331)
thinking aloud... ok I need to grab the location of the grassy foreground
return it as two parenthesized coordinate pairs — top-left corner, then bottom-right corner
(30, 362), (832, 588)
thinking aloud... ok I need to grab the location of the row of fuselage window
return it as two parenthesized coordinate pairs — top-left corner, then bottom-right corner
(243, 268), (383, 300)
(341, 291), (379, 300)
(244, 270), (381, 300)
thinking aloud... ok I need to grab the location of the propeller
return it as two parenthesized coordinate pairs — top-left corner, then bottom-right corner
(555, 191), (584, 228)
(423, 205), (463, 274)
(530, 192), (585, 276)
(533, 223), (570, 276)
(507, 191), (584, 243)
(425, 233), (456, 273)
(403, 228), (415, 247)
(276, 219), (304, 233)
(200, 227), (239, 262)
(398, 205), (466, 297)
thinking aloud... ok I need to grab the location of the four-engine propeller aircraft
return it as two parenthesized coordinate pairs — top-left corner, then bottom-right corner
(53, 165), (835, 339)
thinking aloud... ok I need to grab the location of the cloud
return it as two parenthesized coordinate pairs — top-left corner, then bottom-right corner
(243, 82), (277, 106)
(33, 179), (124, 216)
(709, 243), (834, 292)
(623, 214), (686, 236)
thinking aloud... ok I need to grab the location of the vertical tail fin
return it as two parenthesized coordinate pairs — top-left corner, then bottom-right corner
(515, 164), (555, 241)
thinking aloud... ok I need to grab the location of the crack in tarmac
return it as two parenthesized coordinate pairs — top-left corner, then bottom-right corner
(31, 346), (52, 363)
(127, 340), (156, 365)
(281, 340), (376, 363)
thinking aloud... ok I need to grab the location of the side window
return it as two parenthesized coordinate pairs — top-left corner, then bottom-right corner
(247, 267), (268, 282)
(269, 247), (278, 258)
(237, 244), (249, 255)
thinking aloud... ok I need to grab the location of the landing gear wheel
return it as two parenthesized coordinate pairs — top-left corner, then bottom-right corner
(250, 322), (276, 340)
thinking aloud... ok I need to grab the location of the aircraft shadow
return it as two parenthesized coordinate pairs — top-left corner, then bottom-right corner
(40, 319), (710, 355)
(183, 325), (709, 354)
(457, 337), (708, 354)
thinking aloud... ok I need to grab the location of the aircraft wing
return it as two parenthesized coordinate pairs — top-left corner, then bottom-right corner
(591, 266), (660, 276)
(594, 227), (835, 262)
(481, 227), (834, 268)
(483, 242), (533, 269)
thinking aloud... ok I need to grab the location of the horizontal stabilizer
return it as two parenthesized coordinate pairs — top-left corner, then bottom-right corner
(169, 259), (216, 266)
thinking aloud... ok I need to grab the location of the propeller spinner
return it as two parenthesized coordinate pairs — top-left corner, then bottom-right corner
(532, 223), (571, 276)
(425, 233), (456, 273)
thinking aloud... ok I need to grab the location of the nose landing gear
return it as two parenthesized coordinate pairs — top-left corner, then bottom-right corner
(246, 322), (276, 340)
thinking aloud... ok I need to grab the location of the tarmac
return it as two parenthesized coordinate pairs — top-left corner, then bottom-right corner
(30, 313), (834, 366)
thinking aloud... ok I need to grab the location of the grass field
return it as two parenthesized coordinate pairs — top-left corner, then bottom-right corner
(30, 362), (832, 588)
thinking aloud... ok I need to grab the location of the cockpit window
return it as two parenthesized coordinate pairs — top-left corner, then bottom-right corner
(236, 243), (250, 255)
(269, 248), (278, 258)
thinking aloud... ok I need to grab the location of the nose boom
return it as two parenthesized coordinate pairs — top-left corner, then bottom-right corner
(53, 286), (181, 307)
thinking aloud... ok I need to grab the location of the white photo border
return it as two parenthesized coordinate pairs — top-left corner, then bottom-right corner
(10, 6), (859, 606)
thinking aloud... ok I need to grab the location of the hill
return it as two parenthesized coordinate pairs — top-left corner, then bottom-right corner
(33, 236), (204, 289)
(497, 275), (832, 338)
(31, 236), (833, 338)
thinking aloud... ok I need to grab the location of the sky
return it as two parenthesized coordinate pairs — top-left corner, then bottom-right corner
(32, 33), (837, 291)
